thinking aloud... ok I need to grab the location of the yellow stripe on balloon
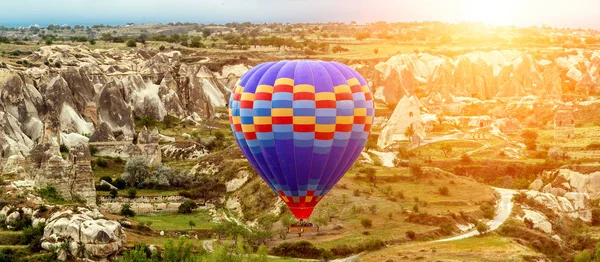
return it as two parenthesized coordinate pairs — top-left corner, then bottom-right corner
(294, 84), (315, 93)
(315, 124), (335, 132)
(293, 116), (316, 124)
(354, 108), (367, 116)
(275, 78), (294, 86)
(334, 85), (351, 94)
(315, 92), (336, 101)
(281, 196), (289, 203)
(253, 117), (272, 124)
(235, 86), (244, 94)
(336, 116), (354, 124)
(347, 78), (360, 86)
(305, 196), (313, 202)
(272, 108), (293, 116)
(361, 85), (370, 93)
(241, 93), (255, 101)
(256, 85), (274, 94)
(232, 116), (241, 124)
(241, 124), (255, 132)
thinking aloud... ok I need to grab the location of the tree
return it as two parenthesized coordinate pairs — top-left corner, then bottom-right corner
(480, 202), (495, 219)
(178, 200), (199, 214)
(202, 29), (212, 38)
(360, 167), (377, 187)
(126, 38), (137, 47)
(120, 203), (135, 217)
(476, 221), (489, 235)
(404, 126), (415, 142)
(355, 32), (370, 41)
(387, 212), (393, 220)
(257, 214), (278, 231)
(324, 203), (340, 222)
(365, 139), (377, 152)
(368, 204), (377, 214)
(121, 158), (150, 188)
(406, 230), (416, 240)
(360, 218), (373, 229)
(127, 188), (137, 198)
(189, 220), (196, 230)
(179, 176), (226, 204)
(521, 129), (539, 150)
(593, 239), (600, 262)
(312, 213), (329, 232)
(373, 48), (379, 54)
(440, 143), (453, 157)
(439, 186), (449, 196)
(109, 188), (118, 198)
(89, 39), (96, 45)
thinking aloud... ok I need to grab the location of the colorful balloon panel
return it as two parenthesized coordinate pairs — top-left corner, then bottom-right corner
(228, 60), (374, 219)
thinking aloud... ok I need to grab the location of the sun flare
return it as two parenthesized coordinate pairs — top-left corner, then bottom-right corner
(461, 0), (518, 26)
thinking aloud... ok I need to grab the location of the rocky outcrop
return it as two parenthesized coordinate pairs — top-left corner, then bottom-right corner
(41, 208), (125, 261)
(378, 96), (425, 149)
(523, 190), (591, 223)
(161, 142), (208, 160)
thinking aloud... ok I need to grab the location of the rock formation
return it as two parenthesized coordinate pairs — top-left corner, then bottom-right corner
(378, 96), (425, 149)
(41, 207), (125, 261)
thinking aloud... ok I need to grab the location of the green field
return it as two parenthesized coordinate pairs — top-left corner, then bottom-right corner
(133, 210), (216, 231)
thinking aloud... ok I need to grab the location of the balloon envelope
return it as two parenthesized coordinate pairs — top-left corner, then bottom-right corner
(228, 60), (374, 219)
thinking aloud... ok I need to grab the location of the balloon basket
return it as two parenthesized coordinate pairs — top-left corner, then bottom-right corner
(289, 221), (314, 233)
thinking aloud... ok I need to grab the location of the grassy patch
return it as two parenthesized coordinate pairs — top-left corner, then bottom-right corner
(132, 210), (215, 231)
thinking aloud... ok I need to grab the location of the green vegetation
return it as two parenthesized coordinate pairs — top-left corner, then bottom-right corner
(133, 210), (214, 231)
(36, 185), (64, 204)
(178, 200), (198, 214)
(120, 203), (136, 217)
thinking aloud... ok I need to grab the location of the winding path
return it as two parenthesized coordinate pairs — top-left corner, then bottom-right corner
(435, 187), (516, 242)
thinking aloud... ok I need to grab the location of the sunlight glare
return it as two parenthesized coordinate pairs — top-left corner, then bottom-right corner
(461, 0), (518, 26)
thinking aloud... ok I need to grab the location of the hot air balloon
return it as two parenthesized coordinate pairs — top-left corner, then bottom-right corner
(228, 60), (374, 223)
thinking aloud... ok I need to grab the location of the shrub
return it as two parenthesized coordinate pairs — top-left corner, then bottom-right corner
(592, 208), (600, 226)
(439, 222), (454, 235)
(178, 200), (199, 214)
(59, 144), (68, 153)
(37, 185), (63, 202)
(89, 145), (98, 155)
(127, 188), (137, 198)
(368, 204), (377, 214)
(21, 223), (45, 252)
(270, 241), (330, 259)
(409, 163), (424, 178)
(476, 221), (490, 235)
(574, 250), (591, 262)
(95, 184), (111, 191)
(89, 39), (96, 45)
(126, 38), (137, 47)
(120, 203), (135, 217)
(96, 159), (109, 168)
(45, 39), (53, 45)
(109, 188), (118, 198)
(360, 218), (373, 229)
(480, 202), (495, 219)
(439, 186), (449, 196)
(413, 204), (419, 213)
(113, 178), (127, 189)
(100, 176), (112, 184)
(190, 40), (205, 48)
(331, 45), (349, 53)
(406, 230), (416, 240)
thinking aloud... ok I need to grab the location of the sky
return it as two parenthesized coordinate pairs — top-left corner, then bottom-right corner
(0, 0), (599, 29)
